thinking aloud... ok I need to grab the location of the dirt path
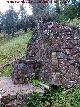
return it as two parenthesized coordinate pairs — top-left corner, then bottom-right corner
(0, 77), (44, 97)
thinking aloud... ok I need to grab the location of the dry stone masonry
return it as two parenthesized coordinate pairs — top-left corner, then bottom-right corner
(11, 59), (42, 84)
(12, 22), (80, 88)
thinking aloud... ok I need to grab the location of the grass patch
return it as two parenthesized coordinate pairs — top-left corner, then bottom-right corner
(0, 31), (32, 76)
(1, 65), (12, 76)
(66, 18), (80, 27)
(65, 86), (80, 107)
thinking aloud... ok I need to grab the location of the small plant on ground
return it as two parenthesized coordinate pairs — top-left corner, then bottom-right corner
(23, 86), (64, 107)
(22, 85), (80, 107)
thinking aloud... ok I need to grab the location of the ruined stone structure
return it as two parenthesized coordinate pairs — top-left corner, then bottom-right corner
(11, 59), (41, 84)
(12, 22), (80, 88)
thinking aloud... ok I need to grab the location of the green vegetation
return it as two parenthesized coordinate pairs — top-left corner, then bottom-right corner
(59, 4), (78, 22)
(0, 1), (80, 106)
(66, 18), (80, 27)
(22, 85), (80, 107)
(0, 31), (32, 76)
(32, 80), (40, 87)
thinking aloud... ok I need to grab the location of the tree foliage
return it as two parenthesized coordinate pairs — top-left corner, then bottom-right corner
(30, 0), (57, 22)
(0, 0), (80, 36)
(2, 6), (18, 36)
(0, 11), (3, 33)
(54, 0), (80, 22)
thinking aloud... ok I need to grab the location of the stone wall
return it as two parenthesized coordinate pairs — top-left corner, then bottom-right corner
(11, 59), (42, 84)
(12, 22), (80, 88)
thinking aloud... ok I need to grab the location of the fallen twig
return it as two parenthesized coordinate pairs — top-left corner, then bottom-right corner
(39, 82), (49, 90)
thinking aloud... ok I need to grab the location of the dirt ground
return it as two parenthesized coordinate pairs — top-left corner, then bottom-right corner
(0, 77), (44, 97)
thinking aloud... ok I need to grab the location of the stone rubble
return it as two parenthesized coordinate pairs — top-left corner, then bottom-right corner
(0, 77), (44, 107)
(12, 22), (80, 89)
